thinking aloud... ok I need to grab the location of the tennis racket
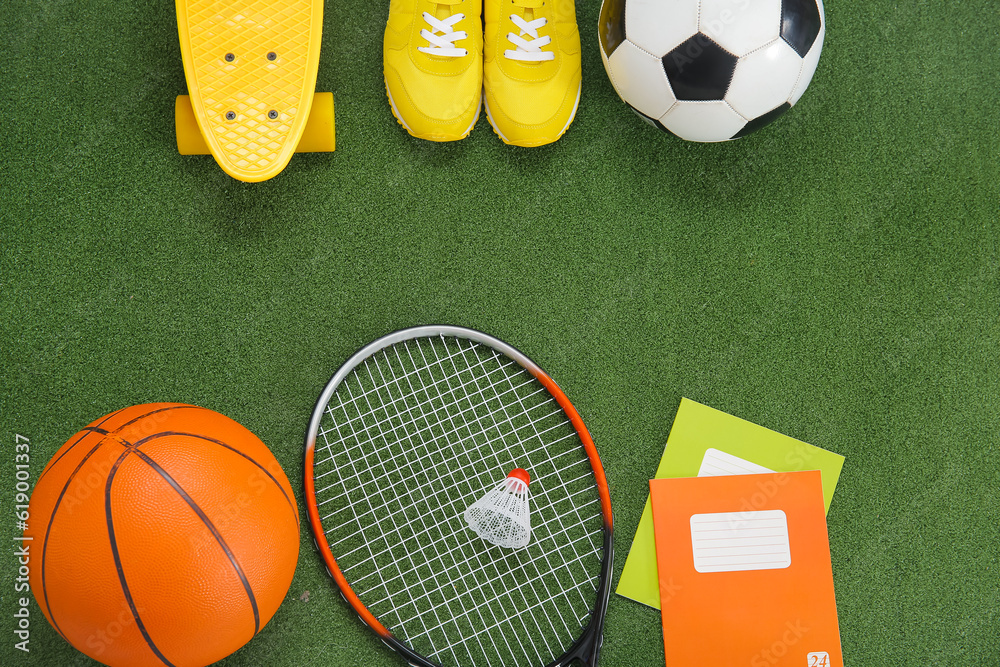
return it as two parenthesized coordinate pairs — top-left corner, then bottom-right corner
(304, 325), (613, 667)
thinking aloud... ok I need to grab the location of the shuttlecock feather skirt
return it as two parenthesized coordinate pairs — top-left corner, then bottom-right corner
(464, 477), (531, 549)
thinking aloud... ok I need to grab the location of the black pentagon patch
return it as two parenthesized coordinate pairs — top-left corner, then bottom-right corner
(654, 119), (680, 137)
(781, 0), (823, 57)
(598, 0), (627, 57)
(732, 103), (792, 139)
(662, 35), (738, 101)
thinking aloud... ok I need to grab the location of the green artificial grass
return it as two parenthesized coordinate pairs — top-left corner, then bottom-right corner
(2, 0), (998, 666)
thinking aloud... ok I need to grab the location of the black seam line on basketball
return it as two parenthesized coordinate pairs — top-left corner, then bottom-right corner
(84, 426), (138, 450)
(39, 437), (112, 644)
(39, 403), (185, 486)
(110, 404), (207, 436)
(34, 407), (126, 486)
(133, 430), (298, 528)
(106, 449), (179, 667)
(132, 448), (262, 635)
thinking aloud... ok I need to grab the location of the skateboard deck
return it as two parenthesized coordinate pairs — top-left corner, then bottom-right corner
(175, 0), (334, 182)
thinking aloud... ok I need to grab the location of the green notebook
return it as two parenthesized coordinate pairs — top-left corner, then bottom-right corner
(616, 398), (846, 609)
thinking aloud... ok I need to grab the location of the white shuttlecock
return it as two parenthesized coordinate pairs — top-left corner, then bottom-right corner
(464, 468), (531, 549)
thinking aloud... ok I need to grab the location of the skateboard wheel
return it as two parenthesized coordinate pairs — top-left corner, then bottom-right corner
(174, 95), (210, 155)
(296, 92), (335, 153)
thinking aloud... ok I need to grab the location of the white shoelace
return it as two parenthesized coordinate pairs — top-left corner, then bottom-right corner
(418, 12), (468, 57)
(504, 14), (554, 61)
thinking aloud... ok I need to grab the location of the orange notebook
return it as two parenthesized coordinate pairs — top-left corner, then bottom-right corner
(649, 471), (843, 667)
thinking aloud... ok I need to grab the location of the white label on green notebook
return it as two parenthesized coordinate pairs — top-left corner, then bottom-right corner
(690, 510), (791, 573)
(698, 448), (775, 477)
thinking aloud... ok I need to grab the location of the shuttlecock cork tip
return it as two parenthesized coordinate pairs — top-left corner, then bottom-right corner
(507, 468), (530, 486)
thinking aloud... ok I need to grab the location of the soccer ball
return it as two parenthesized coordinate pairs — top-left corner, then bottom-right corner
(598, 0), (825, 141)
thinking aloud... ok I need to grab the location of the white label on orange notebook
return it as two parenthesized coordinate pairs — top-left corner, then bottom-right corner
(690, 510), (792, 573)
(698, 448), (775, 477)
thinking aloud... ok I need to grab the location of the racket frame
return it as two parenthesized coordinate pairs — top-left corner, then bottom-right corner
(304, 325), (614, 667)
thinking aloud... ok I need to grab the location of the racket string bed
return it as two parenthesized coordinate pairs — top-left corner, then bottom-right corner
(335, 484), (601, 599)
(313, 372), (557, 490)
(330, 374), (462, 658)
(353, 348), (530, 664)
(476, 345), (604, 564)
(319, 443), (588, 541)
(358, 495), (603, 617)
(323, 458), (601, 614)
(317, 347), (511, 662)
(320, 342), (528, 451)
(307, 328), (612, 667)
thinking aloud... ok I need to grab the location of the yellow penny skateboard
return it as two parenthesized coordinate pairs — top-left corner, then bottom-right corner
(175, 0), (334, 182)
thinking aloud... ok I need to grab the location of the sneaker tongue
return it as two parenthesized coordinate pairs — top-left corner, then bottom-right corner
(435, 1), (460, 20)
(513, 0), (542, 22)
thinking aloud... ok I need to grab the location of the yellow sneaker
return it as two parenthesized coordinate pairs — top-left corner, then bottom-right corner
(384, 0), (483, 142)
(483, 0), (581, 147)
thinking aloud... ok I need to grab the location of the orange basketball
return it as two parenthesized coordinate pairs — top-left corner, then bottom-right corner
(24, 403), (299, 667)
